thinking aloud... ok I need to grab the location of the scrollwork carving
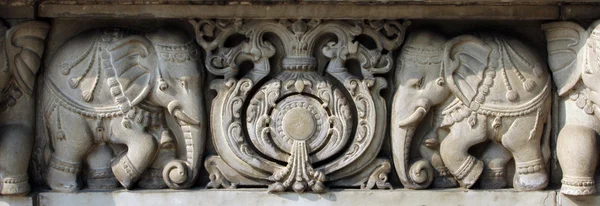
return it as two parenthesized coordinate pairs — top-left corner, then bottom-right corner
(193, 19), (408, 193)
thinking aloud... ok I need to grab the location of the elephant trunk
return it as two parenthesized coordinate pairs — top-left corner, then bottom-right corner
(392, 98), (434, 189)
(162, 120), (204, 189)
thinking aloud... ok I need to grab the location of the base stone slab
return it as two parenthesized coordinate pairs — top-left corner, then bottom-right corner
(0, 195), (32, 206)
(559, 193), (600, 206)
(35, 189), (558, 206)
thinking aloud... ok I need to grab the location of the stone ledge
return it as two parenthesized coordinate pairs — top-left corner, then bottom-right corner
(0, 5), (34, 19)
(0, 189), (598, 205)
(3, 2), (598, 20)
(0, 195), (33, 206)
(32, 189), (560, 206)
(559, 194), (600, 206)
(36, 4), (560, 19)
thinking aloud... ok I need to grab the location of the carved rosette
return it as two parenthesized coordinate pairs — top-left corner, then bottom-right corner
(191, 19), (408, 192)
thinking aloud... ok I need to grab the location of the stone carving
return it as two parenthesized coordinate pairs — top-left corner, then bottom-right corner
(392, 30), (552, 190)
(191, 19), (408, 193)
(0, 20), (49, 195)
(543, 20), (600, 196)
(34, 27), (206, 192)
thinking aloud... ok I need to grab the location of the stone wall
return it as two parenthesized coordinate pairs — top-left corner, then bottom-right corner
(1, 1), (600, 205)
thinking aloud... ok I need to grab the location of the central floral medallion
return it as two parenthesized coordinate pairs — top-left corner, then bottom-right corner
(192, 19), (408, 192)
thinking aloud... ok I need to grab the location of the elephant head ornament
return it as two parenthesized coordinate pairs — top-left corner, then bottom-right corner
(543, 20), (600, 196)
(392, 31), (551, 190)
(37, 27), (205, 192)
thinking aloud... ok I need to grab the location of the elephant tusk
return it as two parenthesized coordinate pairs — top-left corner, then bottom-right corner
(174, 110), (200, 126)
(397, 107), (428, 127)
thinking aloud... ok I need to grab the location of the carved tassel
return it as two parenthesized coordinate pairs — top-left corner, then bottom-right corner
(56, 107), (66, 141)
(492, 116), (502, 129)
(523, 79), (537, 92)
(532, 65), (543, 77)
(82, 91), (93, 102)
(468, 112), (477, 128)
(506, 90), (518, 102)
(69, 77), (82, 88)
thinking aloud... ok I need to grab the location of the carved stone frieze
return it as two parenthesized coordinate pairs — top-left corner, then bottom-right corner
(392, 30), (552, 191)
(0, 14), (595, 202)
(32, 26), (207, 192)
(543, 19), (600, 196)
(191, 19), (408, 193)
(0, 20), (49, 195)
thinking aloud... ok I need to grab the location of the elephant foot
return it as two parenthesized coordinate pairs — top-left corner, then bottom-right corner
(433, 167), (458, 188)
(86, 168), (119, 190)
(1, 175), (30, 195)
(47, 157), (81, 192)
(138, 168), (167, 189)
(453, 156), (484, 189)
(561, 176), (596, 196)
(479, 168), (507, 189)
(514, 160), (548, 191)
(111, 153), (142, 190)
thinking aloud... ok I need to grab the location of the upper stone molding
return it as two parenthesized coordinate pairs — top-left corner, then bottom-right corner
(35, 0), (600, 5)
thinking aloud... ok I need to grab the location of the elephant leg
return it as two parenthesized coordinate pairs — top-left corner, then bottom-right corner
(430, 152), (458, 188)
(139, 130), (175, 189)
(46, 110), (93, 192)
(440, 114), (487, 188)
(421, 129), (458, 188)
(85, 143), (119, 189)
(479, 142), (511, 189)
(109, 117), (158, 189)
(557, 124), (598, 195)
(501, 115), (548, 191)
(0, 124), (32, 195)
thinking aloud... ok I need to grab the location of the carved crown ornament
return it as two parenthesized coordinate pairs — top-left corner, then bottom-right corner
(190, 19), (408, 193)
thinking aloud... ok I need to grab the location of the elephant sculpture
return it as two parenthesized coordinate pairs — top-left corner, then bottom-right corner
(39, 27), (205, 192)
(0, 21), (48, 195)
(391, 30), (552, 190)
(543, 20), (600, 196)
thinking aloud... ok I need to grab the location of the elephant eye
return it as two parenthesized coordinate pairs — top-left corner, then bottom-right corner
(179, 78), (188, 89)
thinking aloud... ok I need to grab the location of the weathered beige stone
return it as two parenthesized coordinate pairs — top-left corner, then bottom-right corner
(0, 2), (599, 204)
(559, 193), (600, 206)
(35, 189), (558, 206)
(0, 195), (32, 206)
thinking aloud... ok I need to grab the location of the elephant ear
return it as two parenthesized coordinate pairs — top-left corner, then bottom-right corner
(442, 35), (491, 106)
(5, 21), (50, 96)
(102, 36), (156, 113)
(542, 21), (588, 96)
